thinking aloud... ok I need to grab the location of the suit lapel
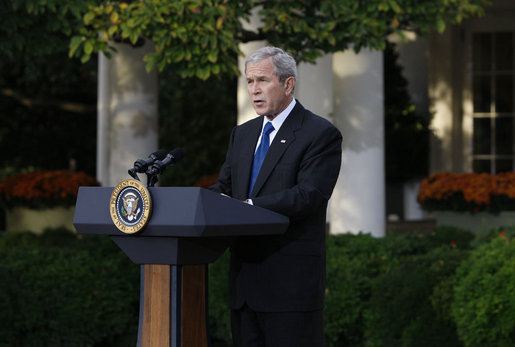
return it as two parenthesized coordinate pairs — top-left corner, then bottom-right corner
(249, 103), (304, 197)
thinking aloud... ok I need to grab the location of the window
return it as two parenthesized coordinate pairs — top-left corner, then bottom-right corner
(472, 32), (515, 173)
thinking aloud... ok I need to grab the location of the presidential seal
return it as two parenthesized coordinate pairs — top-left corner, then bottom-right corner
(110, 179), (152, 234)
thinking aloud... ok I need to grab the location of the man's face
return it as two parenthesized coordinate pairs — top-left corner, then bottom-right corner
(246, 58), (294, 119)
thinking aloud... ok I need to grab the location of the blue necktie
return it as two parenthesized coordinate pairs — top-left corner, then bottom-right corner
(249, 122), (275, 196)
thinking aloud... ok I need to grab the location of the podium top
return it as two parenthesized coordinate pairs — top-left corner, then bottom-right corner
(74, 186), (289, 238)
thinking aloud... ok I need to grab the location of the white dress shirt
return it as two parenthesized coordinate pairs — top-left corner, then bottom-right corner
(254, 98), (296, 153)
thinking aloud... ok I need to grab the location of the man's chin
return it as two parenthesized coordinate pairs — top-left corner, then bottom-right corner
(253, 108), (267, 116)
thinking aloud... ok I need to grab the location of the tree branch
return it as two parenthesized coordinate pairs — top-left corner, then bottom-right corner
(1, 88), (95, 114)
(238, 28), (266, 43)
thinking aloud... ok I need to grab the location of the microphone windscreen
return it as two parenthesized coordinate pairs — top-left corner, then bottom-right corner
(170, 148), (184, 162)
(153, 149), (168, 160)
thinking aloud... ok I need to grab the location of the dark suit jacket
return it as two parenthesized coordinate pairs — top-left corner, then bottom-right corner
(210, 101), (342, 312)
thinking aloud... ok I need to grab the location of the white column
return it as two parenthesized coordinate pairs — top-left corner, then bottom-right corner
(428, 28), (457, 173)
(97, 51), (110, 185)
(331, 49), (385, 237)
(96, 40), (159, 186)
(296, 55), (334, 120)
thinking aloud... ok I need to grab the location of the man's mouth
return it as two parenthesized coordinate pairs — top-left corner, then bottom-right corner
(254, 99), (265, 106)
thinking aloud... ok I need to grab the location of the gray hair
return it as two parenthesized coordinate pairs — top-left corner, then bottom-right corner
(245, 46), (297, 84)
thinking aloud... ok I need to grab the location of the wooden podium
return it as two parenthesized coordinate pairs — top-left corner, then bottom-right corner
(73, 186), (288, 347)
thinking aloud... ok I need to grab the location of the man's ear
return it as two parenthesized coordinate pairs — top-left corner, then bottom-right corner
(284, 76), (295, 95)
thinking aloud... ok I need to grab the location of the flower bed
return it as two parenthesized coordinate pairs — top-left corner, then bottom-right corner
(418, 172), (515, 214)
(0, 170), (99, 233)
(0, 170), (99, 210)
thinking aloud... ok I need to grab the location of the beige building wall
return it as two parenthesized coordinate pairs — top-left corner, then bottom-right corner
(425, 0), (515, 175)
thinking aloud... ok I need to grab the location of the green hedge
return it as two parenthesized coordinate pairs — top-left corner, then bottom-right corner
(324, 233), (385, 346)
(207, 226), (477, 346)
(2, 226), (515, 346)
(452, 227), (515, 346)
(208, 249), (231, 345)
(0, 229), (140, 346)
(365, 246), (467, 347)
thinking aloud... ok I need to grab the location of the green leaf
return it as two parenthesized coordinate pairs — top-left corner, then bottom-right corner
(130, 32), (139, 45)
(108, 25), (118, 36)
(145, 60), (155, 73)
(207, 50), (217, 63)
(196, 65), (210, 80)
(157, 58), (167, 71)
(436, 16), (446, 33)
(389, 0), (402, 13)
(80, 54), (91, 64)
(69, 36), (83, 58)
(174, 48), (185, 62)
(83, 40), (94, 55)
(120, 23), (130, 39)
(110, 11), (119, 24)
(127, 18), (136, 28)
(83, 12), (95, 25)
(328, 34), (336, 46)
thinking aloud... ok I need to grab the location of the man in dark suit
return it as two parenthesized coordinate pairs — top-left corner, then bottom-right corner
(210, 46), (342, 346)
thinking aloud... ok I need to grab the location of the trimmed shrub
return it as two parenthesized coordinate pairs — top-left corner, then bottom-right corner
(0, 226), (483, 346)
(469, 225), (515, 248)
(363, 227), (473, 347)
(0, 228), (140, 346)
(324, 233), (385, 346)
(452, 233), (515, 346)
(208, 250), (231, 345)
(365, 246), (468, 347)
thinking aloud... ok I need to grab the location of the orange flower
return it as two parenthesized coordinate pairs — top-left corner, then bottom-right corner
(0, 170), (99, 209)
(193, 173), (219, 188)
(418, 171), (515, 213)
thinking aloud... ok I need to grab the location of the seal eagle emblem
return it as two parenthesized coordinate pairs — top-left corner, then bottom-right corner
(110, 179), (152, 234)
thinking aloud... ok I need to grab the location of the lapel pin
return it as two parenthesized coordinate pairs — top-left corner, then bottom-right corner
(281, 139), (286, 143)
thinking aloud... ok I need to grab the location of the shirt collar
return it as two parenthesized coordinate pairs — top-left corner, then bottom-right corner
(262, 97), (296, 132)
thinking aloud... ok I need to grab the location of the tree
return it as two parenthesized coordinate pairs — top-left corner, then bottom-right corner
(0, 0), (491, 182)
(67, 0), (491, 79)
(0, 1), (94, 61)
(384, 42), (430, 183)
(0, 1), (98, 177)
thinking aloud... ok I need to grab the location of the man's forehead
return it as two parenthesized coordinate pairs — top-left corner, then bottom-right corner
(246, 59), (276, 77)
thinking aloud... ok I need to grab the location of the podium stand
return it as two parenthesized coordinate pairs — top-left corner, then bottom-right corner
(73, 186), (288, 347)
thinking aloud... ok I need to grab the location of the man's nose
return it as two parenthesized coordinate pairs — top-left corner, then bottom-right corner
(251, 83), (261, 95)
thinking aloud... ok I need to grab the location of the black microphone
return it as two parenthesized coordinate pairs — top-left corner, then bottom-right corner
(128, 149), (168, 179)
(146, 148), (184, 176)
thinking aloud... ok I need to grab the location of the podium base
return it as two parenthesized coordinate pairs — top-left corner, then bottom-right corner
(137, 264), (209, 347)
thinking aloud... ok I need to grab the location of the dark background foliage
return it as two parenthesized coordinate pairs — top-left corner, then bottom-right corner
(156, 66), (237, 187)
(384, 42), (430, 183)
(0, 51), (97, 176)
